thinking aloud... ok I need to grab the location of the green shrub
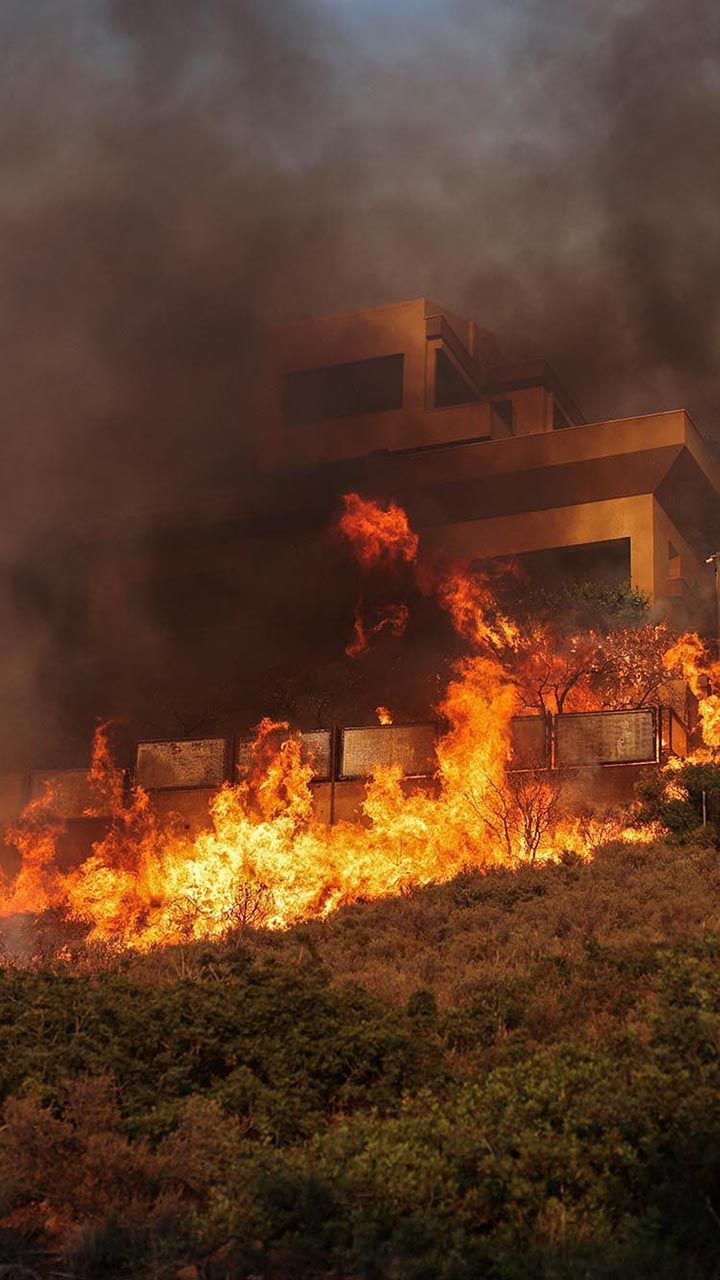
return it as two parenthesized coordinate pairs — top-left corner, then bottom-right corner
(3, 844), (720, 1277)
(637, 761), (720, 838)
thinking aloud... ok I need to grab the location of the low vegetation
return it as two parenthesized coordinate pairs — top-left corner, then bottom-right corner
(2, 780), (720, 1278)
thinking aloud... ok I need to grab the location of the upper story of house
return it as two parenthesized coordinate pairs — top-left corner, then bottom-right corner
(257, 297), (720, 625)
(79, 296), (720, 638)
(261, 297), (583, 467)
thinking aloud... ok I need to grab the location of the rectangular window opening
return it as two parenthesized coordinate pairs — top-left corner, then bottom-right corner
(491, 398), (515, 432)
(434, 348), (480, 408)
(283, 354), (404, 427)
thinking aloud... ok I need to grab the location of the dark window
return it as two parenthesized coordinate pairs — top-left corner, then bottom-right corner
(553, 400), (571, 429)
(472, 538), (632, 594)
(515, 539), (631, 590)
(434, 348), (480, 408)
(283, 354), (404, 427)
(491, 398), (515, 432)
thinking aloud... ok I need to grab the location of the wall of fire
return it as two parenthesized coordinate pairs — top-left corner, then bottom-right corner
(0, 706), (689, 876)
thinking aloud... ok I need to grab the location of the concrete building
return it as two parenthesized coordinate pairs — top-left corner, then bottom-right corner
(265, 297), (720, 628)
(4, 296), (720, 846)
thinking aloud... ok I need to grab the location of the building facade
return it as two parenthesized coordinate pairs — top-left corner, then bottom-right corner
(265, 297), (720, 627)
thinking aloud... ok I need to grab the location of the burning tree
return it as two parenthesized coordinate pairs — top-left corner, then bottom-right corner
(511, 621), (679, 716)
(503, 582), (680, 717)
(467, 766), (566, 865)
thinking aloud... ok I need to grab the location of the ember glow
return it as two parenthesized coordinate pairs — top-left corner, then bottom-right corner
(0, 495), (695, 951)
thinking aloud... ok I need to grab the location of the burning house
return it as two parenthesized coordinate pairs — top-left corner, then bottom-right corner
(69, 298), (719, 743)
(2, 298), (720, 945)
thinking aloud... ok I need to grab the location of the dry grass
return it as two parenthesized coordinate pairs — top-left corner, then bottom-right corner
(99, 831), (720, 1011)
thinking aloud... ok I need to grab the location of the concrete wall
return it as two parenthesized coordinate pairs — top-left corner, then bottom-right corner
(149, 787), (218, 837)
(651, 497), (714, 627)
(511, 385), (552, 436)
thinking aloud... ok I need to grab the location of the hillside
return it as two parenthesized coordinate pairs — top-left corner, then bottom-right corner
(2, 834), (720, 1279)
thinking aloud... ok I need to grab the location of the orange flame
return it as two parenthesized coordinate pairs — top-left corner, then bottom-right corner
(0, 660), (516, 946)
(376, 706), (393, 725)
(338, 493), (519, 657)
(664, 632), (720, 749)
(0, 655), (654, 951)
(437, 568), (520, 652)
(338, 493), (419, 570)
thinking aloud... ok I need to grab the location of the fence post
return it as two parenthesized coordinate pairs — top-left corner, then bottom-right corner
(549, 712), (557, 770)
(329, 722), (337, 827)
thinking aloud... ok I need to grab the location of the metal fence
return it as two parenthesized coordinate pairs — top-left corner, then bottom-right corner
(555, 708), (658, 768)
(135, 738), (228, 791)
(339, 723), (438, 780)
(1, 705), (692, 830)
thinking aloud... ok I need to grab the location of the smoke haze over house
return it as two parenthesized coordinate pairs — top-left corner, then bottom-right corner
(1, 0), (720, 762)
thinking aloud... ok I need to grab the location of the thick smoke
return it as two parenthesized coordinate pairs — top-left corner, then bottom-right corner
(0, 0), (719, 766)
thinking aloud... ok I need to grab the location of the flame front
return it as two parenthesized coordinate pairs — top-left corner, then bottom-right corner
(0, 658), (542, 948)
(0, 495), (693, 951)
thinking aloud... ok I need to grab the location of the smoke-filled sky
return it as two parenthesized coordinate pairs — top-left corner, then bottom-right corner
(2, 0), (720, 548)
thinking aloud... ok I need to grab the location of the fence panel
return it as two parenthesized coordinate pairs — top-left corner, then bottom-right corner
(135, 738), (228, 791)
(28, 768), (119, 819)
(340, 723), (437, 780)
(235, 730), (332, 782)
(556, 708), (657, 767)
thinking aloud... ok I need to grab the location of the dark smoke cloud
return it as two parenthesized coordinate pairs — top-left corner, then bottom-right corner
(2, 0), (719, 532)
(0, 0), (719, 765)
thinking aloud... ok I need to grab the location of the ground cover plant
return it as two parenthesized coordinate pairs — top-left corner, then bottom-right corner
(2, 827), (720, 1278)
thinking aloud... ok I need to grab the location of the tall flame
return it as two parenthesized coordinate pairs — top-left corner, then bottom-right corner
(437, 568), (519, 652)
(664, 632), (720, 749)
